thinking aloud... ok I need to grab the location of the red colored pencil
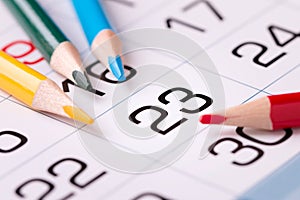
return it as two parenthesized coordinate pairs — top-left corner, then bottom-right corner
(199, 92), (300, 130)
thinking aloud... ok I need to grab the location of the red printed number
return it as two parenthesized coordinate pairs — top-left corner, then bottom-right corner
(2, 40), (44, 65)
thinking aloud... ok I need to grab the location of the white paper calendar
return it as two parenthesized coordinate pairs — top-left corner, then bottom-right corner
(1, 0), (300, 199)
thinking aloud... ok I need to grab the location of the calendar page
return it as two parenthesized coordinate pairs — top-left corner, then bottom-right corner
(1, 0), (300, 199)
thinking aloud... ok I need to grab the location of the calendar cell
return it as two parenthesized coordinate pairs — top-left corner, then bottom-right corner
(0, 0), (299, 199)
(265, 64), (300, 94)
(0, 1), (18, 33)
(37, 0), (90, 52)
(102, 0), (170, 31)
(0, 100), (75, 178)
(47, 49), (184, 126)
(123, 0), (278, 48)
(172, 95), (300, 194)
(206, 5), (300, 89)
(105, 169), (234, 200)
(78, 56), (260, 175)
(0, 133), (130, 199)
(0, 28), (51, 75)
(0, 90), (9, 99)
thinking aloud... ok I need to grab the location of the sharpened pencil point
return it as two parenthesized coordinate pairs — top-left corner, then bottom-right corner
(199, 114), (226, 124)
(72, 70), (93, 91)
(63, 106), (94, 124)
(108, 56), (125, 81)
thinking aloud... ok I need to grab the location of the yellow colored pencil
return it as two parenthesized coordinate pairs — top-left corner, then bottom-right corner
(0, 51), (93, 124)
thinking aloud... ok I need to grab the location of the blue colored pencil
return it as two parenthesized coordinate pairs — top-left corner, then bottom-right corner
(72, 0), (125, 81)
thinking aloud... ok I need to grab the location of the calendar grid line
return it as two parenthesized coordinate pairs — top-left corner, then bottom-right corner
(119, 36), (265, 93)
(116, 0), (180, 32)
(111, 0), (286, 100)
(103, 0), (135, 7)
(0, 94), (6, 98)
(88, 0), (289, 105)
(0, 63), (275, 188)
(45, 0), (174, 32)
(0, 96), (8, 104)
(98, 158), (237, 200)
(80, 125), (239, 199)
(258, 63), (300, 94)
(44, 69), (55, 76)
(68, 0), (295, 142)
(242, 90), (270, 104)
(0, 41), (267, 183)
(1, 1), (300, 199)
(204, 0), (285, 51)
(82, 40), (266, 130)
(93, 87), (281, 199)
(84, 88), (275, 198)
(5, 97), (78, 129)
(93, 123), (239, 200)
(0, 0), (282, 153)
(0, 84), (249, 196)
(0, 0), (284, 108)
(0, 129), (78, 180)
(96, 90), (278, 199)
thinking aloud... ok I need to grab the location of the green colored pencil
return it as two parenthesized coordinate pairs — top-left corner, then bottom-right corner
(4, 0), (93, 91)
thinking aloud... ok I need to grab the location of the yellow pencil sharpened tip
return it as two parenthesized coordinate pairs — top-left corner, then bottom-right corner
(63, 106), (94, 125)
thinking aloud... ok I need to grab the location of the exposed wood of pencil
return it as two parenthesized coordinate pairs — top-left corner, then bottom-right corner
(0, 51), (93, 125)
(201, 93), (300, 130)
(91, 29), (123, 70)
(4, 0), (92, 90)
(222, 97), (272, 130)
(32, 78), (93, 125)
(50, 41), (92, 90)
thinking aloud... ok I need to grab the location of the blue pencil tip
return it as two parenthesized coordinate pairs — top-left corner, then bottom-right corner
(108, 56), (125, 81)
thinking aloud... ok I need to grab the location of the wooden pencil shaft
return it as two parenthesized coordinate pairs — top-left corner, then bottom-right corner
(203, 93), (300, 130)
(72, 0), (111, 44)
(224, 97), (273, 130)
(4, 0), (67, 61)
(0, 51), (46, 106)
(0, 51), (94, 124)
(268, 93), (300, 129)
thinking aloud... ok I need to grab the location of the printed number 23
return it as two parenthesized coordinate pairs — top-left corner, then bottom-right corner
(129, 87), (212, 135)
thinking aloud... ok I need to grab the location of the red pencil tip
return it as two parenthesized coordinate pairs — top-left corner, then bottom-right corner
(199, 114), (226, 124)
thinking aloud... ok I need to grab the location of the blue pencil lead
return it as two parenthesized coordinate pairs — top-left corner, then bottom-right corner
(108, 56), (125, 81)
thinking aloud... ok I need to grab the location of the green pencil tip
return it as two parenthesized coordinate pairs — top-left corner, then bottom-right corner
(72, 70), (93, 91)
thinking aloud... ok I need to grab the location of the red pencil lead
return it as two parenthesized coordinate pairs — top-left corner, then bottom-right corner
(199, 114), (226, 124)
(199, 92), (300, 130)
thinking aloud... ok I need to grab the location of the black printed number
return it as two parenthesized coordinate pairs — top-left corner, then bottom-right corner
(86, 61), (137, 84)
(132, 192), (171, 200)
(209, 127), (293, 166)
(129, 87), (212, 135)
(15, 157), (107, 199)
(62, 62), (137, 97)
(62, 79), (105, 96)
(158, 87), (212, 114)
(16, 179), (73, 200)
(0, 131), (27, 153)
(166, 0), (223, 33)
(236, 127), (292, 146)
(209, 137), (264, 166)
(232, 25), (300, 67)
(129, 106), (188, 135)
(48, 158), (106, 188)
(232, 42), (286, 68)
